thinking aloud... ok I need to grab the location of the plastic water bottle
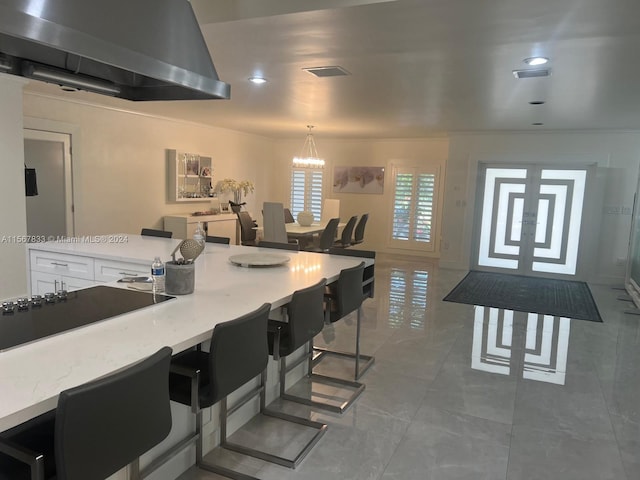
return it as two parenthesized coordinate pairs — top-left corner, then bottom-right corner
(151, 256), (165, 293)
(194, 222), (205, 246)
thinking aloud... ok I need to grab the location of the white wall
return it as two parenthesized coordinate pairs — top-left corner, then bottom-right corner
(22, 92), (274, 237)
(14, 90), (640, 290)
(440, 132), (640, 284)
(0, 74), (29, 299)
(273, 136), (449, 254)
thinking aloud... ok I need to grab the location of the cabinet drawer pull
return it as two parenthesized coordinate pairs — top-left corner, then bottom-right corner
(51, 262), (69, 267)
(120, 272), (138, 276)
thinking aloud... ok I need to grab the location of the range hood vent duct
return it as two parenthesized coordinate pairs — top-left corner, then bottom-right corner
(0, 0), (230, 101)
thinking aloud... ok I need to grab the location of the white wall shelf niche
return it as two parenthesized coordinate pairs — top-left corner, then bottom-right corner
(167, 149), (214, 202)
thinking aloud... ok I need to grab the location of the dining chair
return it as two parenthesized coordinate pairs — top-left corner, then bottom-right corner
(283, 208), (295, 223)
(205, 235), (230, 245)
(140, 228), (172, 238)
(303, 217), (340, 253)
(168, 303), (326, 476)
(262, 202), (289, 244)
(0, 347), (173, 480)
(352, 213), (369, 245)
(332, 215), (358, 248)
(236, 211), (257, 246)
(268, 279), (364, 414)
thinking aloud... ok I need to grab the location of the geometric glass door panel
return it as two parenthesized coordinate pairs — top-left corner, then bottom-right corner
(474, 164), (587, 277)
(477, 168), (528, 270)
(531, 169), (586, 275)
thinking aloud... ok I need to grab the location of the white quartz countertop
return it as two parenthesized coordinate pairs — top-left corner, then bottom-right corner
(2, 237), (373, 431)
(27, 234), (182, 264)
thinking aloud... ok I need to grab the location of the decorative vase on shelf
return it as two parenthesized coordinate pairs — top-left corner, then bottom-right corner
(297, 211), (314, 226)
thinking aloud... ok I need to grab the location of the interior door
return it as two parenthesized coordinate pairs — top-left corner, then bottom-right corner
(473, 164), (588, 278)
(24, 129), (74, 238)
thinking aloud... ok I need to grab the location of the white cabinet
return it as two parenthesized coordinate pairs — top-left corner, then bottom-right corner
(94, 258), (149, 282)
(164, 213), (238, 243)
(167, 149), (214, 202)
(29, 250), (96, 295)
(28, 250), (149, 295)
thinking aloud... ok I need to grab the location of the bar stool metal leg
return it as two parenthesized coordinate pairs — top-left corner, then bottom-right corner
(313, 306), (375, 381)
(280, 339), (365, 414)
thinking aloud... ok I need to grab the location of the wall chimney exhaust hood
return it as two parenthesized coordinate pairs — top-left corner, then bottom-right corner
(0, 0), (230, 101)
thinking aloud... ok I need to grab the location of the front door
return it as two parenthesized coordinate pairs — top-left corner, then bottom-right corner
(472, 164), (589, 279)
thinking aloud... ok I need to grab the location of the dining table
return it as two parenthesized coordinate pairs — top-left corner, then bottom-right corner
(255, 221), (346, 242)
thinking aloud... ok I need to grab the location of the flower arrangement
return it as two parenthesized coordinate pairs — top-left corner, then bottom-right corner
(218, 178), (255, 204)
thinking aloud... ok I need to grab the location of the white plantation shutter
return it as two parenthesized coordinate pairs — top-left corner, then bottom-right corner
(415, 173), (435, 242)
(390, 165), (440, 251)
(290, 168), (324, 221)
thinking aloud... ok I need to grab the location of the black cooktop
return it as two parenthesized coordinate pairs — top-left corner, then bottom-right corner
(0, 286), (174, 351)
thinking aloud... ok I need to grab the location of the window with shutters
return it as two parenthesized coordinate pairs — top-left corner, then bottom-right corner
(290, 168), (324, 221)
(389, 164), (440, 252)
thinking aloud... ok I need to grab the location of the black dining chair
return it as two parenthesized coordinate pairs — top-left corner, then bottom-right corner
(316, 253), (376, 381)
(258, 240), (300, 251)
(268, 279), (364, 414)
(283, 208), (295, 223)
(168, 303), (326, 477)
(236, 211), (257, 246)
(303, 218), (340, 253)
(332, 215), (358, 248)
(141, 228), (172, 238)
(352, 214), (368, 245)
(205, 235), (230, 245)
(0, 347), (173, 480)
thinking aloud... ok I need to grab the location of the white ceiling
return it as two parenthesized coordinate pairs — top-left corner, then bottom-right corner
(23, 0), (640, 139)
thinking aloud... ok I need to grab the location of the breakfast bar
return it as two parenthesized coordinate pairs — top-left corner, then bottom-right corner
(1, 236), (373, 477)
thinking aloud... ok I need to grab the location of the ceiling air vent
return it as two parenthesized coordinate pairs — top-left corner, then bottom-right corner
(303, 66), (351, 78)
(512, 69), (551, 79)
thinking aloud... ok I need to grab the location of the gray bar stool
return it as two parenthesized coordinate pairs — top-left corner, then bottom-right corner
(168, 303), (327, 478)
(258, 241), (300, 251)
(140, 228), (172, 238)
(0, 347), (173, 480)
(268, 279), (364, 414)
(205, 235), (231, 245)
(316, 256), (375, 381)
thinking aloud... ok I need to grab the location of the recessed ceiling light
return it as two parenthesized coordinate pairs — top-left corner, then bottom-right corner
(529, 101), (546, 105)
(524, 57), (549, 66)
(248, 76), (267, 84)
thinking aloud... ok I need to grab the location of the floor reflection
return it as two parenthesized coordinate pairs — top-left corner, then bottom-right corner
(472, 305), (571, 385)
(388, 268), (428, 330)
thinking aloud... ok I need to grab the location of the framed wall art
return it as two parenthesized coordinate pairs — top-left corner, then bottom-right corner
(333, 166), (385, 194)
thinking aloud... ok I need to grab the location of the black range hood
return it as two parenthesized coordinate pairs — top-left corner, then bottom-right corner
(0, 0), (230, 101)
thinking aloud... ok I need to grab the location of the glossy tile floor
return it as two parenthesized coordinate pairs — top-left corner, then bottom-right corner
(178, 253), (640, 480)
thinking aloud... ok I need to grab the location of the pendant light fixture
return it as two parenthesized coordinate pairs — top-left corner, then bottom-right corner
(292, 125), (325, 168)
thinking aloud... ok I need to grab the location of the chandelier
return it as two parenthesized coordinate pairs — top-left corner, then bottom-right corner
(292, 125), (325, 168)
